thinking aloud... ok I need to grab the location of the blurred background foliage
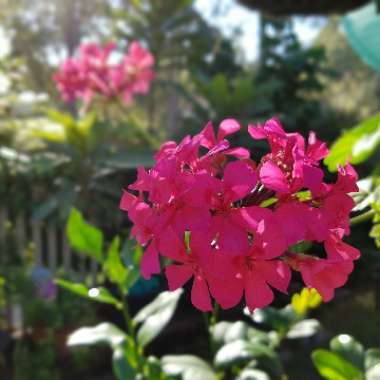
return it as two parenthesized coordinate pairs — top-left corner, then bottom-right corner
(1, 0), (379, 224)
(0, 0), (380, 379)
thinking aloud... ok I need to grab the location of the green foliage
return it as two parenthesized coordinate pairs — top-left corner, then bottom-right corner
(312, 335), (380, 380)
(68, 322), (138, 380)
(162, 355), (217, 380)
(134, 289), (183, 347)
(255, 16), (331, 136)
(13, 335), (60, 380)
(312, 350), (363, 380)
(56, 279), (121, 308)
(104, 236), (128, 288)
(325, 112), (380, 171)
(66, 208), (103, 262)
(370, 203), (380, 248)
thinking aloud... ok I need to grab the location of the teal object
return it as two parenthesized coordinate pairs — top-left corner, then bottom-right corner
(342, 1), (380, 72)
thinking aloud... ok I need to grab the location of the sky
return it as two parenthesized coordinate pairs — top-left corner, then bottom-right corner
(194, 0), (325, 62)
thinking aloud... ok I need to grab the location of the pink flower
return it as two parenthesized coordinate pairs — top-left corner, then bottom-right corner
(248, 118), (327, 195)
(160, 228), (217, 311)
(120, 117), (360, 312)
(54, 41), (154, 106)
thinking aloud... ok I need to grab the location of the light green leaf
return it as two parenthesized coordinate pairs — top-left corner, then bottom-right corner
(367, 365), (380, 380)
(330, 335), (365, 371)
(67, 208), (103, 262)
(104, 236), (128, 290)
(287, 319), (320, 339)
(366, 349), (380, 372)
(162, 355), (217, 380)
(211, 321), (270, 347)
(237, 368), (271, 380)
(312, 349), (363, 380)
(56, 279), (120, 308)
(67, 322), (127, 348)
(325, 113), (380, 171)
(134, 289), (183, 347)
(214, 340), (276, 369)
(366, 349), (380, 380)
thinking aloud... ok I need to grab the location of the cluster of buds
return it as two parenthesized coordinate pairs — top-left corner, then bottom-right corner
(120, 118), (360, 312)
(54, 41), (154, 107)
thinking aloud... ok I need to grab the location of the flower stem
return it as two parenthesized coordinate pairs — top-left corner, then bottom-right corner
(121, 295), (145, 374)
(122, 298), (135, 337)
(350, 209), (375, 226)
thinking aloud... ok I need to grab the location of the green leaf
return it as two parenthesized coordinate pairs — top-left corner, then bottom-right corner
(366, 349), (380, 372)
(214, 340), (276, 369)
(69, 324), (138, 380)
(104, 236), (128, 290)
(287, 319), (320, 339)
(237, 369), (271, 380)
(113, 345), (138, 380)
(134, 289), (183, 347)
(324, 113), (380, 171)
(366, 365), (380, 380)
(56, 279), (120, 308)
(248, 305), (296, 332)
(369, 224), (380, 247)
(330, 335), (365, 371)
(144, 356), (164, 380)
(211, 321), (270, 347)
(67, 208), (103, 262)
(162, 355), (217, 380)
(121, 241), (143, 291)
(67, 322), (127, 348)
(312, 349), (363, 380)
(366, 349), (380, 380)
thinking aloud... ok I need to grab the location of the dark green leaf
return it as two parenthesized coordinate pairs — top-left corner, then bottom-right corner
(162, 355), (217, 380)
(312, 349), (363, 380)
(56, 279), (120, 308)
(134, 289), (183, 347)
(67, 208), (103, 262)
(248, 305), (296, 332)
(122, 242), (143, 291)
(113, 345), (138, 380)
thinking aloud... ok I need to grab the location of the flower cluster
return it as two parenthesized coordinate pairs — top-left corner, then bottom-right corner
(54, 41), (154, 106)
(120, 118), (360, 312)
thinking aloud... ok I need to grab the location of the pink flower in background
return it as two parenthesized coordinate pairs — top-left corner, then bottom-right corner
(54, 41), (154, 106)
(120, 117), (360, 312)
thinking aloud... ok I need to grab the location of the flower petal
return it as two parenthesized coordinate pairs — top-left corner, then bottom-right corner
(260, 161), (289, 193)
(165, 264), (193, 290)
(244, 273), (274, 312)
(191, 277), (213, 311)
(218, 118), (240, 140)
(141, 242), (160, 280)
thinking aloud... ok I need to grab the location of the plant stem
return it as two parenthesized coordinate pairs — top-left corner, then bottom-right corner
(210, 303), (220, 326)
(121, 295), (145, 375)
(350, 209), (375, 226)
(203, 303), (220, 357)
(122, 298), (135, 337)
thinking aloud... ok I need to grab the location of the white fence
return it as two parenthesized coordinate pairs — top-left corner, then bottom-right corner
(0, 209), (99, 282)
